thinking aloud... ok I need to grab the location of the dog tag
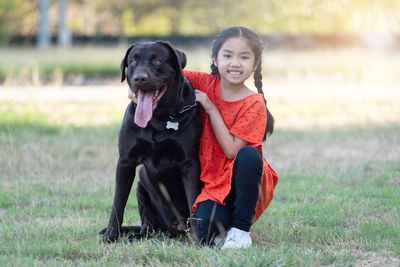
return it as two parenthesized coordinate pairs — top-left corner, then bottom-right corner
(166, 120), (179, 131)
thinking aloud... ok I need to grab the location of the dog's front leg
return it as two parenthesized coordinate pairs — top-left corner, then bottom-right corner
(181, 159), (202, 242)
(103, 158), (136, 242)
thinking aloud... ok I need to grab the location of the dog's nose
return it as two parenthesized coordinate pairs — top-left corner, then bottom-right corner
(133, 73), (149, 84)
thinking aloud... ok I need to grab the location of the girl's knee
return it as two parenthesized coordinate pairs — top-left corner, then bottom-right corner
(236, 146), (262, 167)
(233, 146), (263, 187)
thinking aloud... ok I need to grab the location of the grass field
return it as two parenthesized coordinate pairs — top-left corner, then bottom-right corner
(0, 48), (400, 266)
(2, 46), (400, 85)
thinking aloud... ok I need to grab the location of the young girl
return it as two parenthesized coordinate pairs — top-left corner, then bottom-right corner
(183, 26), (278, 249)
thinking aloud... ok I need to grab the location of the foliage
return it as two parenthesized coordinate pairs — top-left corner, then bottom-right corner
(66, 0), (400, 35)
(1, 0), (400, 45)
(0, 0), (26, 44)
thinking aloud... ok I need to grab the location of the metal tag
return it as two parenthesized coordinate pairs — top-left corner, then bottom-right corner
(166, 121), (179, 131)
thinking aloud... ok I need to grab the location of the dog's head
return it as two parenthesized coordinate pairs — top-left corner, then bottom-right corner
(120, 41), (187, 128)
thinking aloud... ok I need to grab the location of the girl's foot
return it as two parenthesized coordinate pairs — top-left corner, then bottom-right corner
(221, 227), (252, 249)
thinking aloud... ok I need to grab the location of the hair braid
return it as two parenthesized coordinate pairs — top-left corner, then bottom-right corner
(254, 62), (263, 93)
(254, 61), (274, 140)
(210, 63), (219, 75)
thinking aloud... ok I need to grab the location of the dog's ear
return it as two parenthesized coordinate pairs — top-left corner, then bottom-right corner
(157, 41), (187, 70)
(173, 46), (187, 69)
(120, 43), (138, 82)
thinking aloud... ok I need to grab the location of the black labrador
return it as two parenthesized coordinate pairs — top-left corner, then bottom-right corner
(100, 41), (202, 242)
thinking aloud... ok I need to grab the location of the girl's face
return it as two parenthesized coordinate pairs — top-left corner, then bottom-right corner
(214, 37), (257, 87)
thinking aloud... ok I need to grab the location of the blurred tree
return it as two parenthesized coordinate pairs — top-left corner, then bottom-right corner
(58, 0), (71, 47)
(0, 0), (15, 44)
(91, 0), (164, 36)
(93, 0), (186, 36)
(1, 0), (400, 46)
(38, 0), (51, 49)
(0, 0), (35, 45)
(165, 0), (185, 34)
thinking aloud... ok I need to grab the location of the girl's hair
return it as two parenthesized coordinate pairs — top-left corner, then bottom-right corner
(210, 26), (274, 140)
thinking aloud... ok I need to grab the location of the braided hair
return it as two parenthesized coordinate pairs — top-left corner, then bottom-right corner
(210, 26), (274, 140)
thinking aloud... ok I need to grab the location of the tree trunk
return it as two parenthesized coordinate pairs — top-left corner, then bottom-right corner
(38, 0), (51, 49)
(58, 0), (71, 47)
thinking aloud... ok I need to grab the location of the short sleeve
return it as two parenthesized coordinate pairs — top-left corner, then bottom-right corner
(183, 70), (218, 95)
(183, 70), (205, 92)
(229, 97), (267, 144)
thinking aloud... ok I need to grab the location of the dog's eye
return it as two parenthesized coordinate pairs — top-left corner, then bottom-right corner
(153, 59), (162, 65)
(129, 60), (137, 65)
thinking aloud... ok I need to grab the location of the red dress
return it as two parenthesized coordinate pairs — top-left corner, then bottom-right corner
(184, 70), (278, 223)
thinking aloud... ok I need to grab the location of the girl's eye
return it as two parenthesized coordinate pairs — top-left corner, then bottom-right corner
(129, 60), (137, 65)
(153, 59), (162, 65)
(223, 54), (231, 58)
(242, 56), (250, 60)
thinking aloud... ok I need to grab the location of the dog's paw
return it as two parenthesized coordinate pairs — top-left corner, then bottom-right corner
(172, 220), (187, 233)
(100, 228), (119, 243)
(139, 220), (155, 237)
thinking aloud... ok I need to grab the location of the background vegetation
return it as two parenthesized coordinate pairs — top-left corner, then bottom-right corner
(1, 0), (400, 44)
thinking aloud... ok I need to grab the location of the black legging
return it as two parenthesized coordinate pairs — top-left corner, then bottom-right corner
(196, 146), (263, 244)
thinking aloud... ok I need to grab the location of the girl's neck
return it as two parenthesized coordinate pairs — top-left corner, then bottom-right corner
(220, 79), (253, 102)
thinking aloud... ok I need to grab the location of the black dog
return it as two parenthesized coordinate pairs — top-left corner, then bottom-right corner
(100, 42), (202, 242)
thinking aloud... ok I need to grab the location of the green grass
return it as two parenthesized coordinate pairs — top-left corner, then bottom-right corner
(1, 82), (399, 266)
(1, 46), (399, 265)
(0, 46), (123, 81)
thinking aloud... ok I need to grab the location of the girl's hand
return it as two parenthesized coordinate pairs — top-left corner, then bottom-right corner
(195, 90), (216, 114)
(128, 89), (138, 103)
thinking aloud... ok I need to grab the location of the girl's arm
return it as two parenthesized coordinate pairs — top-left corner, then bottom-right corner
(195, 90), (247, 159)
(183, 70), (208, 93)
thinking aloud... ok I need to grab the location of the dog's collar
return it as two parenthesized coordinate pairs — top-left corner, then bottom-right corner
(151, 102), (197, 131)
(169, 103), (197, 120)
(165, 103), (197, 130)
(168, 77), (197, 119)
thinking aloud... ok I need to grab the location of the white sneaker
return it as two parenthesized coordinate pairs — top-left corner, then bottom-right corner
(221, 227), (252, 249)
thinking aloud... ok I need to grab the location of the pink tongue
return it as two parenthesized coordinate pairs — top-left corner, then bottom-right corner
(134, 91), (153, 128)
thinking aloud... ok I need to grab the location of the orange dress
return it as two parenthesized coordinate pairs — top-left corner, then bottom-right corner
(184, 70), (278, 223)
